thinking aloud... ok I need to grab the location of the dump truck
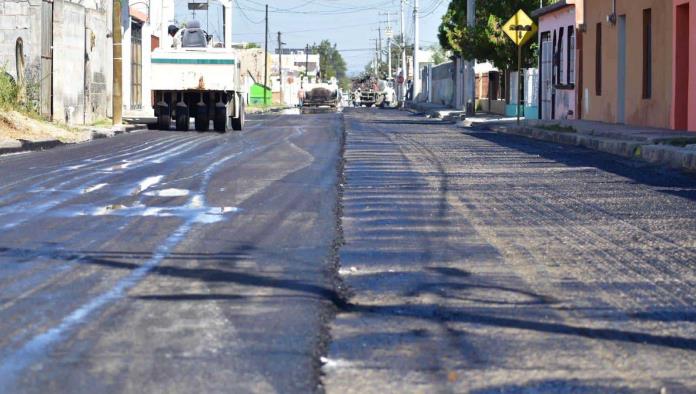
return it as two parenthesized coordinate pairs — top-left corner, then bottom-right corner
(150, 11), (244, 132)
(351, 77), (396, 108)
(303, 83), (340, 108)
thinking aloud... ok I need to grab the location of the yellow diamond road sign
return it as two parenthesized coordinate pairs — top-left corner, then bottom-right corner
(502, 9), (538, 46)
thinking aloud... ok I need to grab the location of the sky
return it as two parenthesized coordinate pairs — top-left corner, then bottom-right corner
(174, 0), (450, 75)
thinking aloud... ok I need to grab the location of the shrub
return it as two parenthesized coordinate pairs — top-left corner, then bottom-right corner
(0, 67), (18, 109)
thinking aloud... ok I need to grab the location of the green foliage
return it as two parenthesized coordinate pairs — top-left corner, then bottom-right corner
(339, 77), (352, 91)
(311, 40), (348, 81)
(429, 44), (449, 65)
(0, 67), (18, 109)
(438, 0), (552, 70)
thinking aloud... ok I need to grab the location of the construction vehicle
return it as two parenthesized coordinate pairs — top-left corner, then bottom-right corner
(150, 4), (244, 132)
(351, 77), (396, 108)
(302, 81), (340, 111)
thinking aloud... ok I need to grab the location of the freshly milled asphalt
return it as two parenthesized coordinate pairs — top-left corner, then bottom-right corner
(324, 108), (696, 393)
(0, 113), (344, 393)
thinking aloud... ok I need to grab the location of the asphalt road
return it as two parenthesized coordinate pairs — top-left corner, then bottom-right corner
(2, 108), (696, 393)
(0, 113), (344, 393)
(325, 108), (696, 393)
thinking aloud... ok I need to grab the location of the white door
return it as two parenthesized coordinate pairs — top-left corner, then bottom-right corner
(540, 33), (553, 120)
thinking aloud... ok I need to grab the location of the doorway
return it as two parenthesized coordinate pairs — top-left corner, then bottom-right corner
(130, 21), (143, 110)
(617, 15), (626, 124)
(675, 3), (690, 130)
(540, 32), (553, 120)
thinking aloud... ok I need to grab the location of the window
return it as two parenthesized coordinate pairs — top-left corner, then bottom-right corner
(596, 23), (602, 96)
(643, 8), (652, 99)
(558, 27), (565, 84)
(567, 26), (575, 85)
(553, 30), (558, 85)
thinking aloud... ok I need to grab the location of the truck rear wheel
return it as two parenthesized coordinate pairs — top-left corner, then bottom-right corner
(213, 105), (227, 133)
(158, 114), (171, 130)
(195, 103), (209, 132)
(231, 101), (245, 131)
(175, 104), (189, 131)
(157, 103), (171, 130)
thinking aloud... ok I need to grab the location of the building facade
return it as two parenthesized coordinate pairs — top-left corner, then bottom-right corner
(0, 0), (113, 124)
(121, 0), (174, 116)
(534, 1), (578, 120)
(581, 0), (673, 128)
(673, 0), (696, 131)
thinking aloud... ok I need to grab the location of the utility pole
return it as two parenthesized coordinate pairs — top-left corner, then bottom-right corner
(400, 0), (406, 104)
(412, 0), (420, 99)
(112, 0), (122, 125)
(387, 11), (392, 79)
(371, 38), (379, 76)
(379, 11), (392, 78)
(378, 27), (382, 67)
(304, 44), (309, 87)
(263, 4), (268, 105)
(278, 32), (284, 105)
(466, 0), (475, 115)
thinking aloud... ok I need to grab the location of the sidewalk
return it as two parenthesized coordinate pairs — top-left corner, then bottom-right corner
(462, 116), (696, 173)
(406, 101), (465, 121)
(0, 109), (144, 156)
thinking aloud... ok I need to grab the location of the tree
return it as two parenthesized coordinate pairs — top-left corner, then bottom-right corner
(429, 44), (449, 65)
(438, 0), (552, 70)
(311, 40), (348, 81)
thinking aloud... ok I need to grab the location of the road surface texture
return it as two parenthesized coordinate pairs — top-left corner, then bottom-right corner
(324, 108), (696, 393)
(0, 113), (344, 393)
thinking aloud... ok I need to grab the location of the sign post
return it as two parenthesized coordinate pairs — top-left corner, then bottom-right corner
(502, 10), (537, 125)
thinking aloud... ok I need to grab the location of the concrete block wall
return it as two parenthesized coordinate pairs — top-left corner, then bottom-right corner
(430, 61), (455, 106)
(52, 0), (86, 124)
(0, 0), (43, 104)
(85, 7), (112, 123)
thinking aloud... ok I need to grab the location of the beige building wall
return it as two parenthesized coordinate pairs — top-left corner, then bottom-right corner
(582, 0), (673, 128)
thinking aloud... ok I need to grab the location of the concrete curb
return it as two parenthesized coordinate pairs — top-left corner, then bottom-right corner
(404, 102), (464, 123)
(486, 124), (696, 173)
(0, 124), (145, 157)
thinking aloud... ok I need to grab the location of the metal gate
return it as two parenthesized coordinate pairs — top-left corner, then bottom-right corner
(40, 0), (53, 119)
(540, 32), (553, 120)
(130, 21), (142, 110)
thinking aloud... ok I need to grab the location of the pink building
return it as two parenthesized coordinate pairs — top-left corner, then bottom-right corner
(533, 1), (580, 120)
(673, 0), (696, 131)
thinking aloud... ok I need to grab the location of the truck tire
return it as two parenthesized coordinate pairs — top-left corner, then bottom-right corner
(213, 104), (227, 133)
(175, 103), (189, 131)
(231, 100), (245, 131)
(158, 114), (171, 130)
(195, 102), (209, 132)
(157, 103), (171, 130)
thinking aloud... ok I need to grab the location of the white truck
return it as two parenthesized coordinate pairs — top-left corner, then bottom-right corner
(151, 16), (244, 132)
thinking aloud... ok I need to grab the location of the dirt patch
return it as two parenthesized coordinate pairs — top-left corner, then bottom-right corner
(0, 110), (91, 144)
